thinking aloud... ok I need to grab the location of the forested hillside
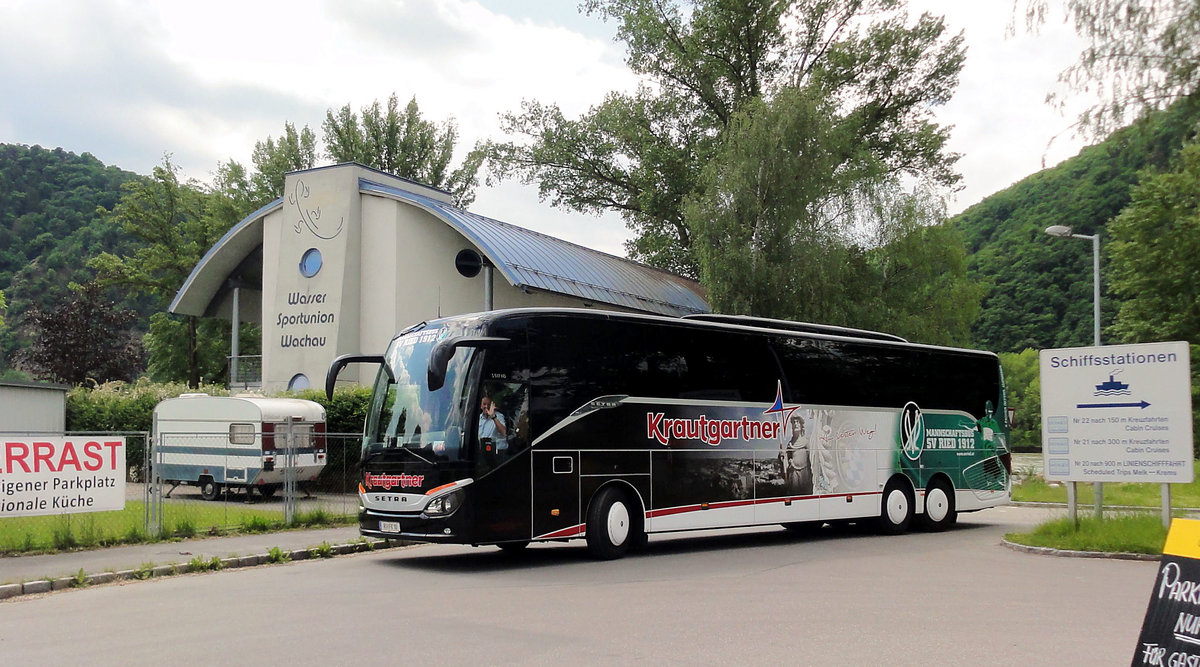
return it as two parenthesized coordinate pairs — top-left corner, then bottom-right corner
(954, 99), (1200, 353)
(0, 144), (149, 374)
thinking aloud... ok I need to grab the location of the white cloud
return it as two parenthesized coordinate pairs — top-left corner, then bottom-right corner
(0, 0), (1097, 250)
(910, 0), (1091, 213)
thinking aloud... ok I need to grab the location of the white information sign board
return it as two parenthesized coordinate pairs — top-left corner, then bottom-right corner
(0, 437), (126, 517)
(1040, 342), (1193, 483)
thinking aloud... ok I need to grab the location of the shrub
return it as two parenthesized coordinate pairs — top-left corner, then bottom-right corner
(288, 385), (371, 434)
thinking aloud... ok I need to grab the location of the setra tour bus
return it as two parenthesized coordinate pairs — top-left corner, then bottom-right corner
(326, 308), (1011, 559)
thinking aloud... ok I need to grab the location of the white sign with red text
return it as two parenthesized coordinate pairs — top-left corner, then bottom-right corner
(1, 438), (126, 517)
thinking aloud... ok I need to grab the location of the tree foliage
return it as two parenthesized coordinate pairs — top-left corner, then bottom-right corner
(250, 122), (317, 206)
(686, 87), (980, 343)
(1025, 0), (1200, 136)
(323, 94), (485, 207)
(998, 349), (1041, 451)
(17, 281), (143, 385)
(0, 144), (145, 372)
(1107, 140), (1200, 343)
(491, 0), (965, 277)
(89, 157), (236, 387)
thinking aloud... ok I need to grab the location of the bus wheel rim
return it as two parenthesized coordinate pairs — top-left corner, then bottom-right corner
(886, 489), (909, 525)
(926, 487), (948, 522)
(607, 501), (630, 546)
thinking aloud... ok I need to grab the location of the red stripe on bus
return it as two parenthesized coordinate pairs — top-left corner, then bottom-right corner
(535, 524), (585, 540)
(648, 491), (884, 517)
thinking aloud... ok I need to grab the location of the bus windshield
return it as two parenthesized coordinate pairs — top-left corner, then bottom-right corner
(363, 322), (478, 461)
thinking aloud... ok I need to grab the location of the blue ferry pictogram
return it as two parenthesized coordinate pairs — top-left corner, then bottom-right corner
(1093, 371), (1131, 397)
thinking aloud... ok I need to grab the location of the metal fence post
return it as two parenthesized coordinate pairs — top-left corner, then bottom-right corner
(283, 416), (299, 525)
(143, 431), (163, 538)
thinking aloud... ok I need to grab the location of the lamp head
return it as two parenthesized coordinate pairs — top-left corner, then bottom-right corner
(1045, 225), (1073, 237)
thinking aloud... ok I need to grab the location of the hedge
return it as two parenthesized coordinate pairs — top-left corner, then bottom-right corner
(65, 381), (371, 471)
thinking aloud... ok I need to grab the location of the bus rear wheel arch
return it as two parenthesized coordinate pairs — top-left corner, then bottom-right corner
(917, 476), (957, 531)
(876, 476), (914, 534)
(585, 485), (644, 560)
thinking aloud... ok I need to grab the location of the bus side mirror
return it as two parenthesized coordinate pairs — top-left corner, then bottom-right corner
(428, 336), (510, 391)
(326, 354), (389, 400)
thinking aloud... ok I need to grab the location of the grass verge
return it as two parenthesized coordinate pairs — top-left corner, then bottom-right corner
(1012, 461), (1200, 507)
(0, 501), (353, 555)
(1004, 513), (1168, 555)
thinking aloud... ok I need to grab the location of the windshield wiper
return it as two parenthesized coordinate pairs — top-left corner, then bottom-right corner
(401, 446), (434, 465)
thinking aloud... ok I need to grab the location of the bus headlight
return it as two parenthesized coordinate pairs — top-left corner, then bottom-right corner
(425, 489), (463, 517)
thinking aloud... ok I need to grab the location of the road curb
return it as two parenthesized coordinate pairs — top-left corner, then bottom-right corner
(1000, 537), (1160, 561)
(1, 538), (411, 602)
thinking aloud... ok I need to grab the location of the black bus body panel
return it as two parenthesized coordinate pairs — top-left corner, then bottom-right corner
(357, 308), (1007, 546)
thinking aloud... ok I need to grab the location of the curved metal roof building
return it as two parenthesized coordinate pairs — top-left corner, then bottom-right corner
(169, 163), (707, 390)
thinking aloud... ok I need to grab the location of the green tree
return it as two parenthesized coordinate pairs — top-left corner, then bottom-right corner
(249, 122), (318, 206)
(491, 0), (965, 277)
(1108, 140), (1200, 344)
(1106, 139), (1200, 451)
(0, 144), (145, 372)
(323, 94), (485, 207)
(16, 281), (143, 385)
(686, 87), (979, 343)
(0, 289), (6, 329)
(89, 157), (230, 387)
(998, 349), (1041, 451)
(859, 187), (983, 345)
(1025, 0), (1200, 135)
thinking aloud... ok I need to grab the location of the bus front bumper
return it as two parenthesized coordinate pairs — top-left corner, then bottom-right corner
(359, 508), (461, 542)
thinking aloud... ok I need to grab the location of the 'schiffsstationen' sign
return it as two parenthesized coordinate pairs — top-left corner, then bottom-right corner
(1041, 342), (1194, 483)
(1134, 519), (1200, 666)
(0, 438), (126, 517)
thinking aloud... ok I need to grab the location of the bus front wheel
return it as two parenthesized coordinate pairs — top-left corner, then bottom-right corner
(917, 479), (956, 531)
(876, 478), (913, 534)
(586, 486), (638, 560)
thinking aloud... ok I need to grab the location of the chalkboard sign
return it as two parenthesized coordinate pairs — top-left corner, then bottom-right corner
(1133, 519), (1200, 666)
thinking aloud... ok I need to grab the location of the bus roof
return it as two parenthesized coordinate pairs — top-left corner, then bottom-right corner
(402, 308), (998, 360)
(681, 313), (907, 342)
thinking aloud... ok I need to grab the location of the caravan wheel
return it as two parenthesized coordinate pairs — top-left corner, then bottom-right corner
(199, 477), (221, 501)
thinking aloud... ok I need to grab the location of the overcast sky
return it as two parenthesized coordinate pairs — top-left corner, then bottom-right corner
(0, 0), (1090, 256)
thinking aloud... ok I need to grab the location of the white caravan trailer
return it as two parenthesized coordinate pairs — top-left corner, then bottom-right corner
(153, 395), (327, 500)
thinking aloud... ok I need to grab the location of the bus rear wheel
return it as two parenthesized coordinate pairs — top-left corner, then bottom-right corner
(875, 478), (913, 534)
(586, 486), (638, 560)
(199, 477), (221, 501)
(917, 480), (956, 532)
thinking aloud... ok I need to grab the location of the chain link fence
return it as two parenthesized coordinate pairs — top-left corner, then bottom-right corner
(1, 431), (363, 555)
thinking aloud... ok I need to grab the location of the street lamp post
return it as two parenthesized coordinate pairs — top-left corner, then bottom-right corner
(1044, 225), (1103, 521)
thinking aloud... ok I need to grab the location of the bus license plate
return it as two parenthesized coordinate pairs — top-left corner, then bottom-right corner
(379, 521), (400, 533)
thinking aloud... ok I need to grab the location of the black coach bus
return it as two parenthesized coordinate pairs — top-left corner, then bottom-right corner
(326, 308), (1010, 559)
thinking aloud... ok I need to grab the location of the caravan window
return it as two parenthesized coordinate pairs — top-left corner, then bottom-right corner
(229, 423), (255, 445)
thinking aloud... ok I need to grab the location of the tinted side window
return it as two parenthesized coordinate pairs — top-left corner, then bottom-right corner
(528, 317), (781, 435)
(773, 336), (1000, 416)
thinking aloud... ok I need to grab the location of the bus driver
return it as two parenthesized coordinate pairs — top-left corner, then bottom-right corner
(479, 396), (508, 450)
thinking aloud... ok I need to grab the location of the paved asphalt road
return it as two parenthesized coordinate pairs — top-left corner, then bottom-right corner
(0, 505), (1158, 665)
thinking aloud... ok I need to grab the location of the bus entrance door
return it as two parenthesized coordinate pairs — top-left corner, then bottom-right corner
(532, 451), (580, 539)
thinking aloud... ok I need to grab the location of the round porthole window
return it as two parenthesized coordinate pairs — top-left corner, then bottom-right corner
(288, 373), (310, 390)
(299, 248), (323, 278)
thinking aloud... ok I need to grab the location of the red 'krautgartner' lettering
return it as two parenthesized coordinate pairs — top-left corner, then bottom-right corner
(364, 472), (426, 490)
(645, 413), (781, 447)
